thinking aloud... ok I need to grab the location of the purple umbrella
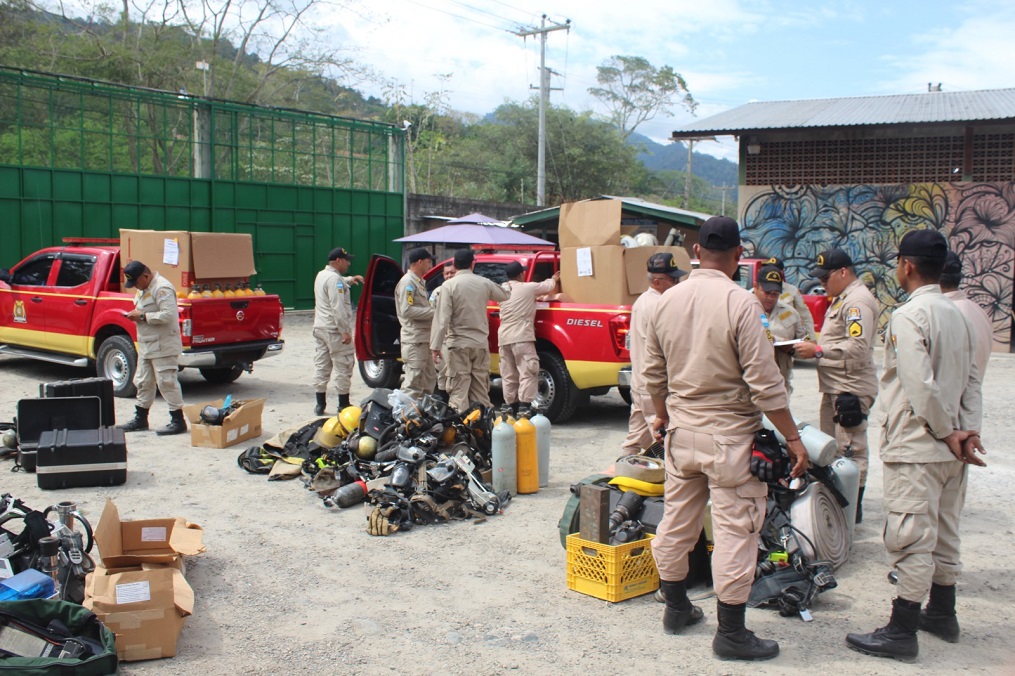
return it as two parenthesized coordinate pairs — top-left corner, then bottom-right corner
(395, 224), (554, 247)
(445, 212), (504, 226)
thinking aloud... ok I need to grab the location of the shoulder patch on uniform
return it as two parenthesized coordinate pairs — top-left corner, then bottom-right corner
(846, 306), (862, 322)
(155, 288), (173, 301)
(778, 310), (792, 321)
(406, 283), (415, 292)
(407, 291), (414, 306)
(848, 321), (863, 337)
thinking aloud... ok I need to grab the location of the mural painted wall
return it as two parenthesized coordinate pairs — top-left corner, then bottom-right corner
(741, 182), (1014, 351)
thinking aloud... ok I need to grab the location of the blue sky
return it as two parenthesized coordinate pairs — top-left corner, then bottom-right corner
(328, 0), (1015, 160)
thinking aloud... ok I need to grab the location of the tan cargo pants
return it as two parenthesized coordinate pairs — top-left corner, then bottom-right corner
(401, 341), (436, 399)
(446, 346), (492, 413)
(313, 327), (355, 395)
(820, 392), (875, 486)
(621, 390), (655, 455)
(499, 341), (539, 405)
(135, 355), (184, 410)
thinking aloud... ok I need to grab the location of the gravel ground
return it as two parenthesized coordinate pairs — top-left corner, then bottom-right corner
(2, 311), (1013, 675)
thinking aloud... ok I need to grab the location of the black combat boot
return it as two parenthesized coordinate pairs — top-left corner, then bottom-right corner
(846, 597), (920, 662)
(920, 583), (960, 643)
(156, 409), (188, 436)
(712, 601), (779, 661)
(510, 402), (520, 416)
(338, 393), (351, 410)
(855, 485), (865, 524)
(315, 392), (327, 416)
(118, 406), (149, 433)
(660, 580), (704, 635)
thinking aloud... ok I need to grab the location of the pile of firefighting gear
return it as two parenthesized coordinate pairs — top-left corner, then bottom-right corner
(237, 389), (509, 536)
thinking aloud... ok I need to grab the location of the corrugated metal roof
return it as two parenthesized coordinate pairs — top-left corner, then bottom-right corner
(510, 196), (711, 228)
(672, 89), (1015, 138)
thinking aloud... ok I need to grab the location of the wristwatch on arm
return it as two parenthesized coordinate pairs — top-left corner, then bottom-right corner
(814, 345), (824, 359)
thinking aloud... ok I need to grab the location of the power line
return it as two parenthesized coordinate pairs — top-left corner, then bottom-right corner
(449, 0), (521, 27)
(401, 0), (516, 33)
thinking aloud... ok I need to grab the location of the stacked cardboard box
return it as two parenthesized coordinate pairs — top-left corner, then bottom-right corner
(84, 499), (205, 661)
(119, 230), (258, 294)
(558, 199), (692, 306)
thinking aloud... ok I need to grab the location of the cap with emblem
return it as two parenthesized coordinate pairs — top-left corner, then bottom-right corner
(646, 252), (688, 280)
(698, 216), (741, 251)
(810, 248), (853, 277)
(764, 256), (785, 270)
(505, 261), (526, 279)
(756, 264), (784, 293)
(892, 229), (948, 260)
(123, 260), (147, 288)
(407, 247), (433, 264)
(328, 247), (353, 261)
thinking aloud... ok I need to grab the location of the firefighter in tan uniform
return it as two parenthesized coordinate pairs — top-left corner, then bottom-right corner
(429, 262), (456, 398)
(753, 264), (809, 394)
(430, 249), (510, 413)
(795, 248), (879, 522)
(313, 247), (362, 415)
(847, 229), (984, 662)
(764, 256), (816, 339)
(498, 261), (559, 415)
(395, 248), (437, 399)
(642, 216), (808, 662)
(118, 261), (187, 435)
(621, 253), (686, 455)
(941, 251), (992, 379)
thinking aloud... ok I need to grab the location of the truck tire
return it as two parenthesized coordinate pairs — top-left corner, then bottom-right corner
(358, 359), (402, 389)
(200, 366), (244, 384)
(96, 335), (138, 398)
(535, 350), (580, 424)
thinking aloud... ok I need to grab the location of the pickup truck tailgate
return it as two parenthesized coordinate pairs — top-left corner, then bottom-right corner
(186, 296), (283, 347)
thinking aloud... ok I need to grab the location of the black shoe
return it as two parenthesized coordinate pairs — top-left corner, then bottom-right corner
(846, 598), (920, 662)
(156, 409), (188, 436)
(338, 393), (351, 410)
(118, 406), (149, 432)
(660, 580), (704, 635)
(713, 601), (779, 661)
(855, 485), (865, 524)
(315, 392), (327, 416)
(920, 583), (960, 643)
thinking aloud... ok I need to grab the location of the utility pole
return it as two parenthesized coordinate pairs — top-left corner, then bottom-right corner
(716, 184), (736, 216)
(683, 139), (694, 209)
(515, 15), (570, 206)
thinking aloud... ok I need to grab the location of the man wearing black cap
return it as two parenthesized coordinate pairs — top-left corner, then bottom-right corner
(764, 256), (816, 339)
(430, 249), (510, 413)
(753, 264), (808, 393)
(394, 247), (437, 399)
(498, 261), (560, 415)
(794, 248), (879, 522)
(642, 216), (808, 661)
(847, 229), (984, 662)
(941, 251), (992, 380)
(312, 247), (363, 415)
(118, 260), (187, 435)
(621, 252), (686, 455)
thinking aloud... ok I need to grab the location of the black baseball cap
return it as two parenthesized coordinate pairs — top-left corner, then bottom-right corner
(764, 256), (785, 270)
(892, 229), (948, 260)
(407, 247), (433, 264)
(123, 260), (147, 288)
(942, 250), (962, 276)
(505, 261), (526, 278)
(646, 253), (688, 280)
(698, 216), (741, 251)
(756, 264), (784, 293)
(810, 248), (853, 277)
(328, 247), (353, 261)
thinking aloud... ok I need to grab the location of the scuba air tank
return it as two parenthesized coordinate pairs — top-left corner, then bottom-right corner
(201, 284), (213, 298)
(333, 480), (368, 508)
(211, 283), (225, 298)
(223, 284), (236, 298)
(761, 415), (837, 467)
(254, 283), (266, 296)
(530, 408), (551, 488)
(514, 413), (538, 494)
(828, 457), (861, 543)
(491, 415), (517, 496)
(188, 285), (201, 299)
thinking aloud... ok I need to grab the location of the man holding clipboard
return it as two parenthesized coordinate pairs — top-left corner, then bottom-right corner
(754, 264), (810, 394)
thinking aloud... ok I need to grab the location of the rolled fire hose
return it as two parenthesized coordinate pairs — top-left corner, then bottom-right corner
(614, 454), (665, 483)
(789, 481), (850, 570)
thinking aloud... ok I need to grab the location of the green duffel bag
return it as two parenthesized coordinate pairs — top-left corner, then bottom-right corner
(0, 599), (118, 675)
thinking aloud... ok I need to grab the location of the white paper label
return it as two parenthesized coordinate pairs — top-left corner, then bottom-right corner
(227, 428), (239, 442)
(163, 238), (180, 266)
(141, 526), (167, 542)
(115, 580), (151, 605)
(240, 424), (250, 435)
(576, 247), (593, 277)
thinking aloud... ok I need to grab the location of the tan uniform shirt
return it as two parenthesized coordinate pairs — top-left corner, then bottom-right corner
(395, 270), (433, 344)
(642, 268), (789, 435)
(133, 272), (182, 359)
(764, 301), (807, 386)
(430, 269), (510, 351)
(816, 278), (879, 397)
(628, 286), (663, 396)
(780, 282), (815, 339)
(880, 284), (982, 463)
(498, 278), (557, 346)
(945, 289), (992, 380)
(313, 266), (354, 334)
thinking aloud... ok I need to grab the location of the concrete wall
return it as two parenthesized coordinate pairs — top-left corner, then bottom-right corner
(403, 194), (531, 263)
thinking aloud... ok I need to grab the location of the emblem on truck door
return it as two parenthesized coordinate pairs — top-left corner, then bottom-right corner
(13, 301), (26, 324)
(236, 310), (245, 322)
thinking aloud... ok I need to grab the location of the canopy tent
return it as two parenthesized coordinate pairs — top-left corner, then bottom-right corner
(395, 224), (554, 248)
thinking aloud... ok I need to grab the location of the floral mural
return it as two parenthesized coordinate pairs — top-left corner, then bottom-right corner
(741, 182), (1014, 350)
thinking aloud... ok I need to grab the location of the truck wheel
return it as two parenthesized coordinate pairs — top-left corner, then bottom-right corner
(200, 366), (244, 384)
(358, 359), (402, 389)
(535, 351), (580, 424)
(96, 335), (137, 398)
(618, 386), (632, 405)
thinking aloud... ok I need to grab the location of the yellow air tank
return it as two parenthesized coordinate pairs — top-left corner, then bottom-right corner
(514, 413), (537, 494)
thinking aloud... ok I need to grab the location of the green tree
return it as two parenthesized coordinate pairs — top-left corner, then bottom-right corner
(589, 55), (696, 140)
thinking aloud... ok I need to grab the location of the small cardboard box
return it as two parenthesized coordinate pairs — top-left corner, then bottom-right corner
(560, 245), (692, 305)
(119, 229), (257, 292)
(84, 563), (194, 661)
(95, 499), (205, 569)
(183, 398), (265, 448)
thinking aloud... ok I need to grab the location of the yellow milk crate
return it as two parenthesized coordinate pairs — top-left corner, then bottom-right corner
(566, 533), (659, 602)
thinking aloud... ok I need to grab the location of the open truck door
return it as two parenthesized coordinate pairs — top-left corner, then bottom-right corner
(355, 254), (404, 389)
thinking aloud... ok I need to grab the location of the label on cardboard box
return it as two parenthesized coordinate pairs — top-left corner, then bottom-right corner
(141, 526), (167, 543)
(576, 248), (593, 277)
(227, 428), (238, 443)
(163, 238), (180, 266)
(115, 580), (151, 604)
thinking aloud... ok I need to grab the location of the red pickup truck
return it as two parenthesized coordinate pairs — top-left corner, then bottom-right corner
(356, 251), (631, 423)
(0, 243), (285, 397)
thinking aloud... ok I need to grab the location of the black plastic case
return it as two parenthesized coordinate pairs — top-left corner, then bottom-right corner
(35, 427), (127, 489)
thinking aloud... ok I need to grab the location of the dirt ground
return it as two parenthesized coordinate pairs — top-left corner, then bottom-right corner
(2, 311), (1013, 675)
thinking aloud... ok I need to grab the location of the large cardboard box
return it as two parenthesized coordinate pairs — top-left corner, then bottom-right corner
(560, 245), (692, 305)
(183, 398), (265, 448)
(95, 499), (205, 569)
(84, 563), (194, 661)
(119, 229), (257, 292)
(559, 198), (625, 249)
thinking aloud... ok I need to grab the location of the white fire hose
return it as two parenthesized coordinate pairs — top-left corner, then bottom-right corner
(789, 482), (850, 570)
